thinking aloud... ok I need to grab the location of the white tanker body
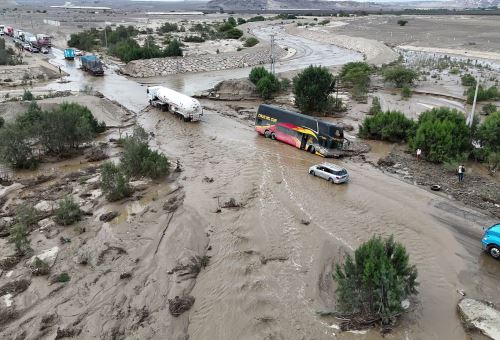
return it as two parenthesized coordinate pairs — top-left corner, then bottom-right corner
(147, 86), (203, 122)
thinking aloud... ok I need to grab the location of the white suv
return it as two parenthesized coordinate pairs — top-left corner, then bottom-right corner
(309, 163), (349, 184)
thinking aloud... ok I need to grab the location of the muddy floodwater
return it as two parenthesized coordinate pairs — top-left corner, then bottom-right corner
(3, 28), (498, 340)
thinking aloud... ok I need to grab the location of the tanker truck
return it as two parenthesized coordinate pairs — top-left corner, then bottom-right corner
(147, 86), (203, 122)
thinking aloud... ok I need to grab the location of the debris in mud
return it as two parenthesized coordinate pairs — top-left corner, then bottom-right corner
(96, 246), (127, 266)
(54, 326), (82, 339)
(40, 313), (59, 331)
(85, 146), (109, 162)
(300, 219), (311, 225)
(0, 307), (19, 327)
(171, 256), (204, 280)
(203, 176), (214, 183)
(29, 257), (51, 276)
(99, 211), (119, 222)
(163, 191), (185, 212)
(222, 197), (241, 209)
(168, 295), (195, 317)
(0, 279), (31, 296)
(0, 256), (22, 271)
(119, 272), (132, 279)
(260, 255), (288, 265)
(377, 156), (395, 167)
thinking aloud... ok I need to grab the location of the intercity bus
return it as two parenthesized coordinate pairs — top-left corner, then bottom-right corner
(255, 104), (346, 157)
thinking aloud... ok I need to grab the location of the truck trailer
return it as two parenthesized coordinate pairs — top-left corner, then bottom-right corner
(147, 86), (203, 122)
(64, 48), (75, 60)
(80, 55), (104, 76)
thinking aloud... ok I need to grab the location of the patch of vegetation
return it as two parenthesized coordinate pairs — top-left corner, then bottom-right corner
(333, 235), (418, 328)
(0, 116), (4, 128)
(466, 85), (500, 104)
(110, 36), (182, 63)
(9, 206), (37, 256)
(461, 74), (476, 87)
(359, 110), (415, 142)
(158, 22), (179, 33)
(0, 37), (22, 65)
(55, 196), (82, 226)
(247, 16), (266, 22)
(30, 257), (50, 276)
(22, 90), (34, 101)
(369, 96), (382, 115)
(100, 162), (133, 202)
(120, 127), (170, 179)
(410, 107), (471, 163)
(183, 35), (205, 43)
(397, 19), (408, 26)
(482, 103), (497, 115)
(293, 65), (336, 114)
(339, 62), (372, 101)
(401, 85), (412, 99)
(249, 67), (281, 99)
(52, 272), (70, 283)
(237, 18), (246, 25)
(244, 37), (259, 47)
(478, 111), (500, 158)
(224, 28), (244, 39)
(383, 66), (418, 88)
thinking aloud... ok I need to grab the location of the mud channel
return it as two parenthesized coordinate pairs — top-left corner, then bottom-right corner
(1, 28), (499, 340)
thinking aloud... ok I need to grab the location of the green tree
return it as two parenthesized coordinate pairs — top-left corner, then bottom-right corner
(0, 123), (38, 169)
(256, 76), (279, 99)
(466, 85), (500, 104)
(224, 28), (244, 39)
(461, 74), (476, 87)
(58, 102), (106, 133)
(100, 162), (132, 202)
(227, 17), (237, 27)
(334, 235), (418, 326)
(165, 39), (183, 57)
(244, 37), (259, 47)
(478, 111), (500, 154)
(383, 66), (418, 88)
(359, 110), (415, 142)
(249, 66), (269, 84)
(22, 90), (34, 101)
(482, 103), (497, 115)
(339, 62), (372, 100)
(158, 22), (179, 33)
(55, 196), (82, 226)
(410, 107), (471, 163)
(369, 96), (382, 115)
(293, 65), (336, 113)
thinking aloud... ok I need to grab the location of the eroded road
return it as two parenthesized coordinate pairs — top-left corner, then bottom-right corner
(20, 28), (500, 339)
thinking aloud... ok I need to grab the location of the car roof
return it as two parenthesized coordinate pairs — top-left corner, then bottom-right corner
(319, 162), (345, 171)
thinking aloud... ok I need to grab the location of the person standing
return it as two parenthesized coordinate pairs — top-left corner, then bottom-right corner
(416, 148), (422, 161)
(457, 164), (465, 182)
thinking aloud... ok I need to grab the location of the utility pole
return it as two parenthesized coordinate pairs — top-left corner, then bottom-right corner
(468, 80), (479, 127)
(270, 33), (276, 75)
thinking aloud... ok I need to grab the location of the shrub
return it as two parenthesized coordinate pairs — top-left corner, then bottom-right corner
(30, 257), (50, 276)
(293, 65), (336, 113)
(58, 102), (106, 133)
(397, 19), (408, 26)
(164, 39), (183, 57)
(237, 18), (246, 25)
(461, 73), (476, 87)
(158, 22), (179, 33)
(334, 235), (418, 326)
(120, 127), (170, 179)
(409, 107), (471, 163)
(227, 17), (237, 27)
(244, 37), (259, 47)
(183, 35), (205, 43)
(22, 90), (34, 101)
(219, 21), (235, 32)
(55, 196), (82, 226)
(339, 62), (372, 100)
(10, 223), (31, 256)
(53, 272), (70, 283)
(383, 66), (418, 88)
(466, 85), (500, 104)
(248, 16), (266, 22)
(100, 162), (132, 202)
(256, 75), (279, 99)
(249, 66), (269, 84)
(359, 110), (415, 142)
(478, 111), (500, 154)
(224, 28), (244, 39)
(369, 96), (382, 115)
(401, 85), (412, 99)
(0, 123), (38, 169)
(482, 103), (497, 115)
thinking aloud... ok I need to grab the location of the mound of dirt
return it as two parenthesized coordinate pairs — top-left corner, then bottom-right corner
(206, 79), (259, 101)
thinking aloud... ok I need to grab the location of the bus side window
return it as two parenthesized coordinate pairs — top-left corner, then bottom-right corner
(257, 118), (263, 125)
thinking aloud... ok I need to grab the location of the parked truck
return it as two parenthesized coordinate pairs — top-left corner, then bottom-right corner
(80, 55), (104, 76)
(36, 34), (51, 48)
(64, 48), (75, 60)
(147, 86), (203, 122)
(5, 26), (13, 37)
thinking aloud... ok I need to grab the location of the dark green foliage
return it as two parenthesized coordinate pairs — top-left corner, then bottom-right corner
(224, 28), (244, 39)
(478, 111), (500, 154)
(219, 21), (235, 32)
(55, 196), (82, 226)
(401, 85), (412, 99)
(359, 110), (415, 142)
(53, 272), (70, 283)
(319, 19), (330, 25)
(334, 235), (418, 325)
(0, 123), (38, 169)
(383, 66), (418, 88)
(249, 67), (280, 99)
(482, 103), (497, 115)
(10, 206), (37, 256)
(183, 35), (205, 43)
(22, 90), (34, 101)
(164, 39), (183, 57)
(461, 74), (476, 87)
(339, 62), (372, 100)
(30, 257), (50, 276)
(369, 97), (382, 115)
(293, 65), (336, 113)
(100, 162), (132, 202)
(409, 107), (471, 163)
(120, 127), (170, 179)
(0, 116), (4, 128)
(158, 22), (179, 33)
(58, 102), (106, 133)
(237, 18), (246, 25)
(247, 16), (266, 22)
(397, 19), (408, 26)
(0, 38), (22, 65)
(227, 17), (237, 27)
(249, 66), (269, 84)
(466, 85), (500, 104)
(244, 37), (259, 47)
(276, 14), (297, 20)
(109, 37), (182, 62)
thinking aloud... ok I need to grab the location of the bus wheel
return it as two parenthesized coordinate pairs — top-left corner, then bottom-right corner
(264, 130), (271, 138)
(309, 146), (316, 154)
(271, 133), (276, 140)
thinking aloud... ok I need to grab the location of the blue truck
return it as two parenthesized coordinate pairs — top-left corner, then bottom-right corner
(80, 55), (104, 76)
(64, 48), (75, 60)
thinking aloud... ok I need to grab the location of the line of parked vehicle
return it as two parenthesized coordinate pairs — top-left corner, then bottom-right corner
(0, 24), (52, 54)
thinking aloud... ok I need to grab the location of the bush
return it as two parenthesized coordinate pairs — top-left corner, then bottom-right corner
(55, 196), (82, 226)
(53, 272), (71, 283)
(478, 111), (500, 154)
(401, 85), (412, 99)
(244, 37), (259, 47)
(383, 66), (418, 88)
(256, 75), (279, 99)
(409, 107), (471, 163)
(359, 110), (415, 142)
(369, 96), (382, 115)
(0, 123), (38, 169)
(22, 90), (34, 101)
(466, 85), (500, 104)
(224, 28), (243, 39)
(339, 62), (372, 100)
(461, 73), (476, 87)
(30, 257), (50, 276)
(120, 127), (170, 179)
(482, 103), (497, 115)
(249, 66), (269, 84)
(164, 39), (183, 57)
(397, 19), (408, 26)
(58, 102), (106, 133)
(334, 235), (418, 326)
(183, 35), (205, 43)
(158, 22), (179, 33)
(248, 16), (266, 22)
(227, 17), (237, 27)
(219, 21), (235, 32)
(10, 223), (31, 256)
(293, 65), (336, 113)
(237, 18), (246, 25)
(100, 162), (132, 202)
